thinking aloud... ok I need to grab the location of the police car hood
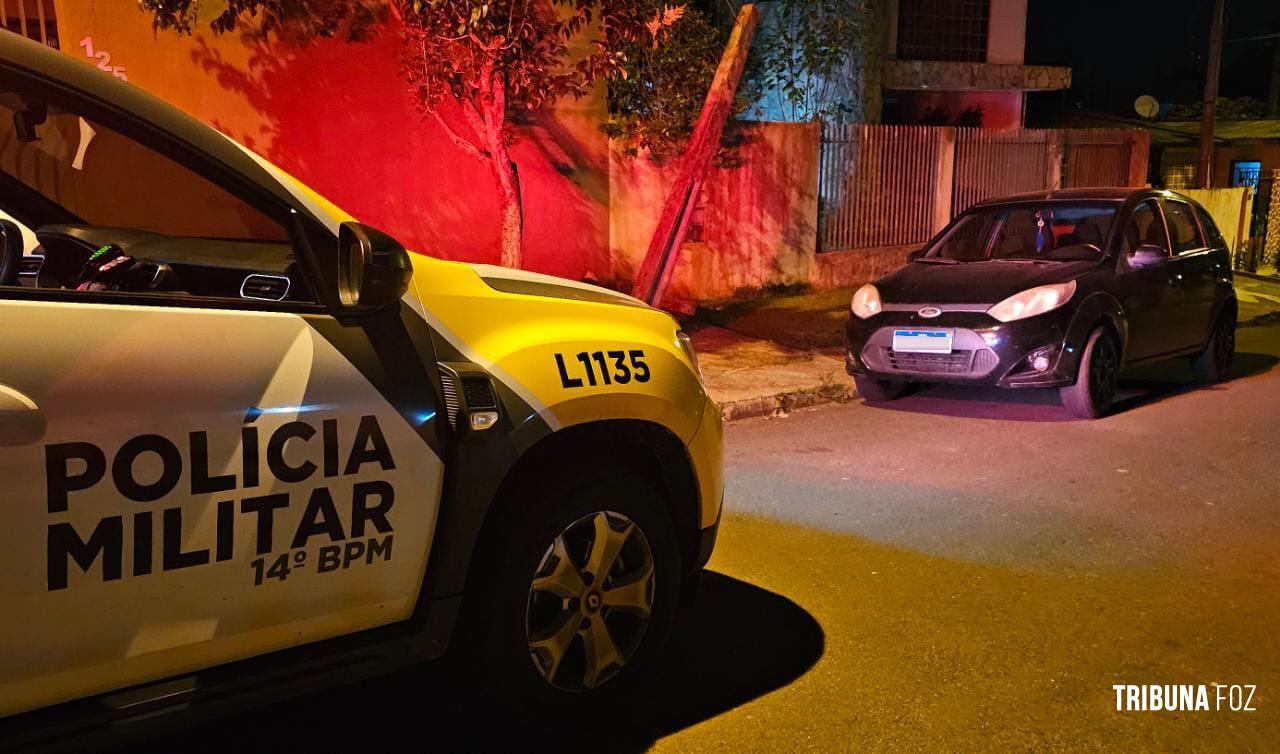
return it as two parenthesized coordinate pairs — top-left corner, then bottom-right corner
(464, 264), (652, 309)
(877, 259), (1096, 305)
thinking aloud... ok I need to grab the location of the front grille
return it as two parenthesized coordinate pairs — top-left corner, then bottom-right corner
(882, 348), (975, 374)
(462, 378), (497, 410)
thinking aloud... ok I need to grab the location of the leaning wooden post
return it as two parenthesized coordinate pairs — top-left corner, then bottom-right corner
(630, 3), (760, 307)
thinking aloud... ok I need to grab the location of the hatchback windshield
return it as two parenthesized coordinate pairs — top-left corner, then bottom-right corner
(925, 202), (1120, 262)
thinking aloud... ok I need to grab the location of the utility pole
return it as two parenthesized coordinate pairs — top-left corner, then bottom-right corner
(1269, 36), (1280, 117)
(1198, 0), (1225, 189)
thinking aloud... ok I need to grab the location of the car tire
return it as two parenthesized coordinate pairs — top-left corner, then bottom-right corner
(1060, 327), (1120, 419)
(459, 464), (681, 725)
(854, 374), (909, 402)
(1191, 308), (1236, 384)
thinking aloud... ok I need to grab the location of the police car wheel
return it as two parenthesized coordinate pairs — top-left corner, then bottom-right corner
(468, 467), (680, 720)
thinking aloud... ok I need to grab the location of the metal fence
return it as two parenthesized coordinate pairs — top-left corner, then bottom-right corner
(1240, 170), (1280, 272)
(952, 128), (1055, 215)
(818, 125), (1145, 252)
(1063, 130), (1136, 188)
(1, 0), (59, 48)
(818, 124), (945, 252)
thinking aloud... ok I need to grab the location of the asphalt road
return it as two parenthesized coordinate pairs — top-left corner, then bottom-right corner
(148, 324), (1280, 752)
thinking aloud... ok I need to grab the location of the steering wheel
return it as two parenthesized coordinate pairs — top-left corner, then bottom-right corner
(0, 220), (22, 286)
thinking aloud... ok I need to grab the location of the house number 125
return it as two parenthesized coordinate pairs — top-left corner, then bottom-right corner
(79, 37), (128, 81)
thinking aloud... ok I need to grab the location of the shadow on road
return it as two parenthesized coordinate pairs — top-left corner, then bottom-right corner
(159, 572), (822, 753)
(861, 347), (1280, 422)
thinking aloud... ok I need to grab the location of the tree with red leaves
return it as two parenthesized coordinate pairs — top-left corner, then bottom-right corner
(141, 0), (679, 268)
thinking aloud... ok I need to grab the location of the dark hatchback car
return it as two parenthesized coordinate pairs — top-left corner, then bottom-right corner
(845, 188), (1237, 418)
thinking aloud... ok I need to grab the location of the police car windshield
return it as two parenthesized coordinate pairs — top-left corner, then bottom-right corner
(926, 202), (1120, 263)
(0, 93), (287, 243)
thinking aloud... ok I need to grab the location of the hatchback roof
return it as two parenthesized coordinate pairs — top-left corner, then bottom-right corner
(971, 187), (1156, 206)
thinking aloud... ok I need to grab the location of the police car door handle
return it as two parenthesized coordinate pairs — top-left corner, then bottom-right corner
(0, 384), (45, 446)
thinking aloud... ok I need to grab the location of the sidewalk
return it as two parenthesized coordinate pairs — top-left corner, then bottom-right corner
(692, 288), (857, 422)
(695, 276), (1280, 422)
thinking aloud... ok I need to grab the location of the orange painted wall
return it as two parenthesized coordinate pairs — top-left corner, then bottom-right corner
(53, 0), (611, 279)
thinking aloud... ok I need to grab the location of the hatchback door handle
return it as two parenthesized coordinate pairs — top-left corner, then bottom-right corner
(0, 384), (46, 446)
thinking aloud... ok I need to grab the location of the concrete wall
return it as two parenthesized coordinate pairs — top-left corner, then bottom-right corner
(1161, 143), (1280, 190)
(610, 122), (820, 300)
(986, 0), (1027, 65)
(53, 0), (612, 280)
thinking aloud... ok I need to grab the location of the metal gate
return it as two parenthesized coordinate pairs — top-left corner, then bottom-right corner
(817, 125), (1145, 253)
(817, 124), (945, 252)
(951, 128), (1056, 215)
(1063, 130), (1135, 188)
(1240, 170), (1280, 273)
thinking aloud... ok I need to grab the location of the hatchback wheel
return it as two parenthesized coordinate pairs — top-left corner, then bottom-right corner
(1191, 308), (1236, 384)
(1060, 327), (1119, 419)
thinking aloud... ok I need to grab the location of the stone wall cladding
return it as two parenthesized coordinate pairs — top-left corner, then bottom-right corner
(883, 61), (1071, 91)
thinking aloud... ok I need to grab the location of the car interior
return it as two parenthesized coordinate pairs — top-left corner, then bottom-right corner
(930, 203), (1119, 263)
(0, 91), (311, 302)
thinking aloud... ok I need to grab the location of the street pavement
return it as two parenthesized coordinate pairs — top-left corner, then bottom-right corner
(150, 325), (1280, 752)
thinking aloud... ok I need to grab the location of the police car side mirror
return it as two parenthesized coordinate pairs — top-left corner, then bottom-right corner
(1126, 244), (1168, 269)
(337, 222), (413, 313)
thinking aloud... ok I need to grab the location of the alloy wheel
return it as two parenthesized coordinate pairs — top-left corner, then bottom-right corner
(1214, 315), (1235, 377)
(525, 510), (655, 692)
(1089, 335), (1118, 409)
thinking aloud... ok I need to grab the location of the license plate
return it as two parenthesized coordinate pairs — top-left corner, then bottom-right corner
(892, 328), (954, 353)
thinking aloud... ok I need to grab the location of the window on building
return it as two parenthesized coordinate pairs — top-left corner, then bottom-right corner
(1230, 160), (1262, 188)
(897, 0), (989, 63)
(2, 0), (59, 49)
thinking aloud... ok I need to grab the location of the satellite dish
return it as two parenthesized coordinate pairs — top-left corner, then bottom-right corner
(1134, 95), (1160, 119)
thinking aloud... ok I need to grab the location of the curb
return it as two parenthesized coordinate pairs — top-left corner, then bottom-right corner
(720, 382), (857, 422)
(1235, 270), (1280, 283)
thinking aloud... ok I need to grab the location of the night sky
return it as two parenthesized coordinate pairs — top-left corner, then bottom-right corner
(1025, 0), (1280, 121)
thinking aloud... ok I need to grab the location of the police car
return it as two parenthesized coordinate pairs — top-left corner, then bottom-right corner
(0, 32), (722, 744)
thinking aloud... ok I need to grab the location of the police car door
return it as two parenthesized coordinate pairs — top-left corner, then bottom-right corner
(0, 80), (442, 717)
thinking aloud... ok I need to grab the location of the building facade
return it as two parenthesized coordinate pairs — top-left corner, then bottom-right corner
(880, 0), (1070, 128)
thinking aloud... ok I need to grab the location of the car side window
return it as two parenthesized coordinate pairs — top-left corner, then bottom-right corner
(0, 88), (311, 304)
(1119, 200), (1168, 255)
(1194, 205), (1227, 249)
(1163, 201), (1205, 255)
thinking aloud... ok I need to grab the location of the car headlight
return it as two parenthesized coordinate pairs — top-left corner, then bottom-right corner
(987, 280), (1077, 323)
(676, 330), (704, 383)
(850, 284), (882, 319)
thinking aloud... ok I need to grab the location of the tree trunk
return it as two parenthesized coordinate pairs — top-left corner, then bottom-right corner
(474, 63), (523, 269)
(492, 156), (523, 269)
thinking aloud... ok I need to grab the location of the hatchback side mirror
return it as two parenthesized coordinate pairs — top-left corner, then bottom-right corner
(337, 222), (413, 313)
(1126, 244), (1168, 269)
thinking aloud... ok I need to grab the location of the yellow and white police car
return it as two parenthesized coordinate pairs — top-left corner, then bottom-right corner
(0, 32), (721, 745)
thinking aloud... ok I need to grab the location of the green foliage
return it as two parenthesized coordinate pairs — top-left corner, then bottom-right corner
(751, 0), (866, 122)
(1166, 96), (1266, 121)
(602, 4), (759, 162)
(399, 0), (660, 117)
(140, 0), (385, 42)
